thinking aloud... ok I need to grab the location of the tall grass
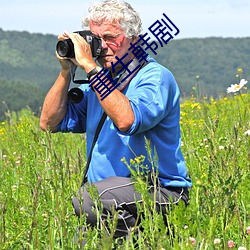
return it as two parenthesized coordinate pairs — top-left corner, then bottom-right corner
(0, 93), (249, 249)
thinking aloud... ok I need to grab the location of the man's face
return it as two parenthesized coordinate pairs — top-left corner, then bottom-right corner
(89, 20), (135, 73)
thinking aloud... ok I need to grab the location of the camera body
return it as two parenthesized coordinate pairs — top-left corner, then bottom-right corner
(56, 30), (102, 58)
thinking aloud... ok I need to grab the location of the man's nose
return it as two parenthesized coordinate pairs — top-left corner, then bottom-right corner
(101, 38), (109, 49)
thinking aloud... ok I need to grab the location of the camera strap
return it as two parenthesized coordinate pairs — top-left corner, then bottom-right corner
(81, 111), (107, 186)
(80, 57), (149, 186)
(71, 55), (149, 86)
(115, 58), (148, 92)
(70, 64), (89, 84)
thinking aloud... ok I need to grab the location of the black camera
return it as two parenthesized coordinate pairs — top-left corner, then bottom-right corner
(56, 30), (102, 58)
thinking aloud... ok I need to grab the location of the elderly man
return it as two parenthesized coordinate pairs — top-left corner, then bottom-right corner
(40, 0), (192, 242)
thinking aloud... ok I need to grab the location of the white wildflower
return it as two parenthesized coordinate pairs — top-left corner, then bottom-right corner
(238, 247), (246, 250)
(214, 238), (221, 244)
(227, 79), (248, 93)
(244, 130), (250, 136)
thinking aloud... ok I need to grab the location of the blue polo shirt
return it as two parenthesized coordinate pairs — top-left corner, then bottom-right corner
(57, 57), (192, 188)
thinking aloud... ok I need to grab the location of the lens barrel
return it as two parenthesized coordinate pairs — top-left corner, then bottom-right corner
(68, 88), (84, 103)
(56, 31), (102, 58)
(56, 39), (75, 58)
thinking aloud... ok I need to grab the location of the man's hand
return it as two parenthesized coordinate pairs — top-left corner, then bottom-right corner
(56, 33), (79, 71)
(62, 31), (97, 73)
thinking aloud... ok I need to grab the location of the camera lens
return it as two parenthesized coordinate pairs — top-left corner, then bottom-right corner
(56, 39), (74, 58)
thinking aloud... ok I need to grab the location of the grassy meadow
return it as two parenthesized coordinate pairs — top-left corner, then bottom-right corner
(0, 90), (249, 249)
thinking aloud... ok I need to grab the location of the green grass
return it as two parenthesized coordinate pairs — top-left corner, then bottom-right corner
(0, 93), (249, 249)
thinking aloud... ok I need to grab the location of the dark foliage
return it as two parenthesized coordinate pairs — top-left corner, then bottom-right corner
(0, 28), (249, 121)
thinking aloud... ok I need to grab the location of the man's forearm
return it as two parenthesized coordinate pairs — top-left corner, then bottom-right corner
(89, 73), (134, 132)
(40, 70), (71, 132)
(100, 89), (134, 132)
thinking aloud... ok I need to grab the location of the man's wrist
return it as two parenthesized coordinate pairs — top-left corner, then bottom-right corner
(87, 66), (102, 80)
(60, 68), (71, 79)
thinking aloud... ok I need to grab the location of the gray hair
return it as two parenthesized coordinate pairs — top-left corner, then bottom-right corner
(82, 0), (143, 39)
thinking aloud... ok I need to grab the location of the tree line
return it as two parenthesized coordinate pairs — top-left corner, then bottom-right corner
(0, 28), (249, 120)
